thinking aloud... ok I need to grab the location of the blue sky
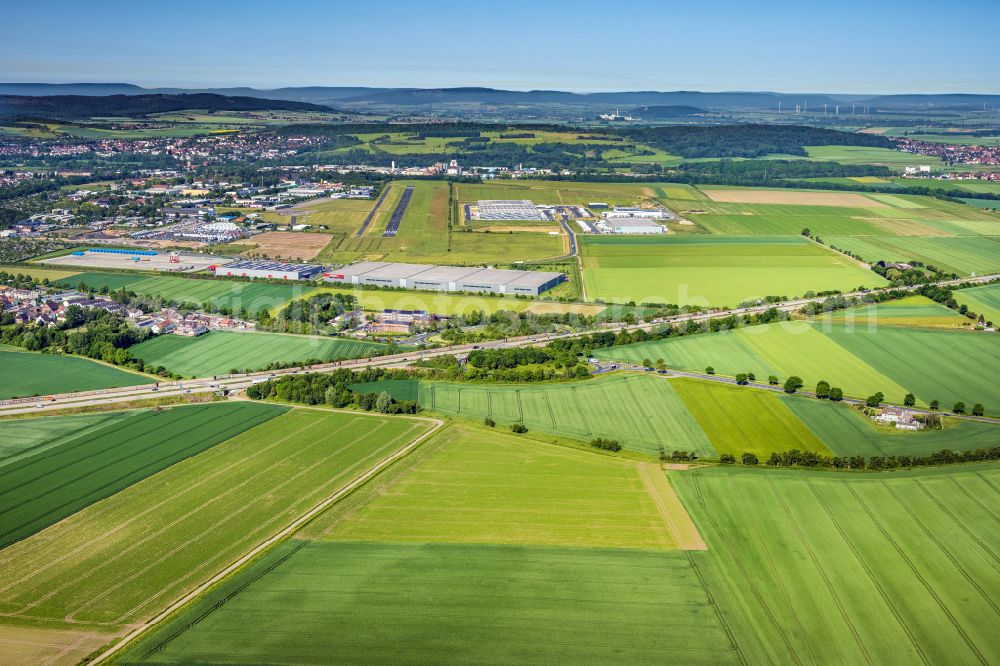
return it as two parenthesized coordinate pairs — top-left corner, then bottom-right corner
(4, 0), (999, 93)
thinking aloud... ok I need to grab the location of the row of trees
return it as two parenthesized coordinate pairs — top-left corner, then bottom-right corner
(726, 446), (1000, 470)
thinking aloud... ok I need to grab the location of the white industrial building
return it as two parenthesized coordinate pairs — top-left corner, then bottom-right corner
(472, 200), (545, 221)
(325, 261), (565, 296)
(603, 207), (669, 219)
(595, 217), (665, 234)
(213, 260), (324, 280)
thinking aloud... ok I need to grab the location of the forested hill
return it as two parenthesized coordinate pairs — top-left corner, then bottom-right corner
(628, 105), (705, 119)
(621, 124), (894, 158)
(0, 93), (331, 119)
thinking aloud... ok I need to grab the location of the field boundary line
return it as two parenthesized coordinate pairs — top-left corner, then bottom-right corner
(636, 464), (706, 551)
(106, 420), (425, 625)
(84, 419), (392, 624)
(87, 415), (444, 665)
(0, 416), (329, 612)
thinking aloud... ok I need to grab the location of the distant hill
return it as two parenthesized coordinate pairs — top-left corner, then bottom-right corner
(0, 93), (332, 119)
(628, 105), (706, 119)
(1, 84), (997, 113)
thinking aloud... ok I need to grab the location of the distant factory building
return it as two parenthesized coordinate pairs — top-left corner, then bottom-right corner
(325, 261), (565, 296)
(213, 260), (324, 281)
(473, 200), (545, 221)
(603, 207), (669, 219)
(597, 217), (665, 234)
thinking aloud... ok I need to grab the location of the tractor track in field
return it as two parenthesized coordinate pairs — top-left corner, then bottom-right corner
(86, 414), (444, 665)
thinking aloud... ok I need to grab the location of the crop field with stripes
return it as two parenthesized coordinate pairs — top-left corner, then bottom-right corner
(56, 272), (309, 314)
(0, 402), (283, 549)
(117, 425), (1000, 665)
(675, 464), (1000, 665)
(127, 330), (383, 376)
(0, 347), (151, 398)
(579, 234), (884, 307)
(595, 318), (1000, 412)
(0, 407), (433, 665)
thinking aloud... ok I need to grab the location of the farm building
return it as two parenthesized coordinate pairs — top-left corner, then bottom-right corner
(213, 260), (324, 281)
(473, 200), (545, 221)
(325, 261), (565, 296)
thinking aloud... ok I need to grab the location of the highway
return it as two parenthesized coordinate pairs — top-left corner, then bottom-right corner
(2, 272), (997, 417)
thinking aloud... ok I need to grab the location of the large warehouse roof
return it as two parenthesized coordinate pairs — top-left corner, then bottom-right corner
(219, 259), (324, 273)
(326, 261), (565, 295)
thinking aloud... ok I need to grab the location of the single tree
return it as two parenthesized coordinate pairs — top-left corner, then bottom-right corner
(747, 372), (756, 381)
(953, 401), (966, 414)
(705, 366), (715, 375)
(929, 400), (940, 410)
(484, 417), (496, 427)
(741, 452), (759, 465)
(768, 375), (779, 385)
(829, 387), (844, 401)
(815, 380), (830, 399)
(719, 453), (736, 464)
(972, 403), (985, 416)
(783, 376), (803, 394)
(903, 393), (916, 407)
(735, 373), (748, 385)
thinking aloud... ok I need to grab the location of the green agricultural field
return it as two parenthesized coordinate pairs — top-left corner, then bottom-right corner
(310, 422), (695, 548)
(57, 272), (309, 314)
(827, 294), (972, 329)
(0, 411), (134, 463)
(783, 395), (1000, 457)
(671, 377), (831, 458)
(579, 234), (884, 307)
(300, 284), (602, 317)
(825, 235), (1000, 275)
(0, 349), (151, 399)
(674, 465), (1000, 664)
(0, 402), (283, 549)
(411, 374), (715, 456)
(954, 282), (1000, 326)
(822, 324), (1000, 411)
(0, 263), (81, 280)
(595, 319), (999, 409)
(456, 180), (655, 206)
(127, 330), (383, 377)
(0, 408), (433, 665)
(120, 541), (734, 666)
(804, 145), (945, 169)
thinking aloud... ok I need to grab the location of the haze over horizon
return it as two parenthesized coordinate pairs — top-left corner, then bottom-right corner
(4, 0), (998, 94)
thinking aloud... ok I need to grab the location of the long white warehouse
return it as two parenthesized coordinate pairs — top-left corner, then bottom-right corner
(325, 261), (565, 296)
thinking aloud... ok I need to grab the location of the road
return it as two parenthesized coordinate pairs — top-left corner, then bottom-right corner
(2, 272), (997, 417)
(556, 218), (578, 257)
